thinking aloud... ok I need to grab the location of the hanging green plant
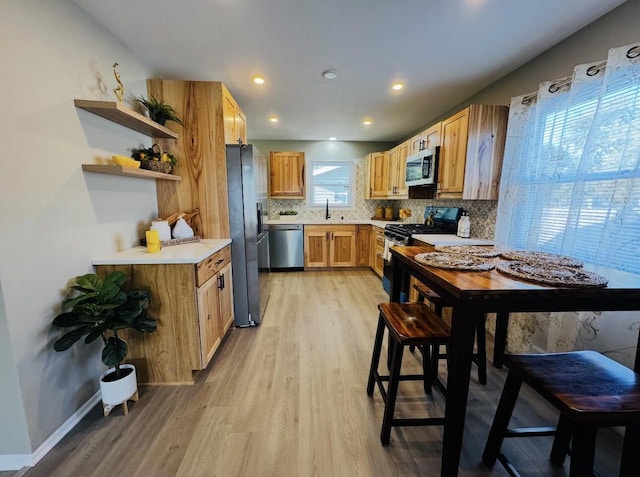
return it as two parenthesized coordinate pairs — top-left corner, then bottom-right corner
(135, 95), (184, 127)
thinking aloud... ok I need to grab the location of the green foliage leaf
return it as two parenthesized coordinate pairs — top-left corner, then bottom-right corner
(102, 336), (128, 368)
(54, 327), (93, 352)
(52, 312), (86, 328)
(84, 326), (106, 344)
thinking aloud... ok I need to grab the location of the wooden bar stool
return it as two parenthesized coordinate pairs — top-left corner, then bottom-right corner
(412, 282), (487, 385)
(482, 351), (640, 476)
(367, 302), (451, 444)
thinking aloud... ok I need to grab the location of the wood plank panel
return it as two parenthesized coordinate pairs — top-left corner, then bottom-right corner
(148, 80), (230, 239)
(356, 224), (371, 267)
(463, 105), (509, 200)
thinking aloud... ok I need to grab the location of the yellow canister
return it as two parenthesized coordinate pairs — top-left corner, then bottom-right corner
(384, 206), (393, 220)
(145, 230), (161, 253)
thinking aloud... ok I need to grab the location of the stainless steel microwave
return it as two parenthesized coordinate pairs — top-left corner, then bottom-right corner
(405, 146), (438, 186)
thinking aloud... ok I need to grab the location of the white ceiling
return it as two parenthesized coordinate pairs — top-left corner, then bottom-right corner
(73, 0), (625, 142)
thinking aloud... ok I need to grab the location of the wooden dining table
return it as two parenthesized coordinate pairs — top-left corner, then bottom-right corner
(388, 245), (640, 477)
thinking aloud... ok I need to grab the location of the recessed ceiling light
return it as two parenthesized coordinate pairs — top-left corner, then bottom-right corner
(322, 69), (337, 80)
(363, 119), (373, 126)
(253, 76), (265, 85)
(329, 137), (337, 141)
(269, 116), (278, 123)
(392, 82), (404, 91)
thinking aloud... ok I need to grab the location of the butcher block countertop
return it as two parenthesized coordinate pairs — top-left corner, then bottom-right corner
(92, 238), (231, 265)
(412, 234), (494, 247)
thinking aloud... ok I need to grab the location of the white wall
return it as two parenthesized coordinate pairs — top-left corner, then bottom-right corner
(0, 0), (158, 459)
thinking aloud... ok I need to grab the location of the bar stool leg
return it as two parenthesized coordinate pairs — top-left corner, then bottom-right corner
(482, 372), (523, 467)
(422, 345), (432, 395)
(620, 424), (640, 476)
(381, 340), (404, 445)
(367, 314), (386, 396)
(549, 415), (572, 465)
(568, 423), (596, 477)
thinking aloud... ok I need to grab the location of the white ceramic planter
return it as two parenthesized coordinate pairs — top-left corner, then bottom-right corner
(99, 364), (137, 406)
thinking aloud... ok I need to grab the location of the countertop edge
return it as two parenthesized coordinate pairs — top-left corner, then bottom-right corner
(92, 238), (232, 265)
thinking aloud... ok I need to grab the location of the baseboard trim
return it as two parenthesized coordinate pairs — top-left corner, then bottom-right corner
(0, 391), (101, 471)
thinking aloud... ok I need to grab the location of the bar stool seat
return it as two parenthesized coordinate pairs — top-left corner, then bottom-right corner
(413, 282), (487, 385)
(367, 302), (451, 444)
(482, 351), (640, 476)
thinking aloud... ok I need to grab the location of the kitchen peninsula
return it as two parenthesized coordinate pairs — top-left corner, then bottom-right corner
(92, 239), (233, 385)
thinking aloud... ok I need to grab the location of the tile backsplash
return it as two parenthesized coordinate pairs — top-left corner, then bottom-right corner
(268, 157), (498, 239)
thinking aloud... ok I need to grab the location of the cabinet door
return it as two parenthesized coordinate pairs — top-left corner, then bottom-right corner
(236, 109), (247, 145)
(356, 225), (371, 267)
(439, 108), (469, 197)
(304, 227), (328, 267)
(197, 275), (223, 368)
(366, 151), (390, 198)
(329, 228), (357, 267)
(371, 227), (385, 278)
(217, 262), (234, 333)
(222, 91), (237, 145)
(424, 122), (442, 149)
(269, 152), (305, 198)
(409, 132), (427, 156)
(393, 141), (409, 198)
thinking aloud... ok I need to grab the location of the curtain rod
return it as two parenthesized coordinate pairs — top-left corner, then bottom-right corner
(520, 45), (638, 106)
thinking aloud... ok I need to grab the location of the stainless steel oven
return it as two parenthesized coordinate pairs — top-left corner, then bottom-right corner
(382, 207), (462, 296)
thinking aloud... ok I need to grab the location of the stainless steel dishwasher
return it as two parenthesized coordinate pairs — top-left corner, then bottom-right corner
(268, 224), (304, 270)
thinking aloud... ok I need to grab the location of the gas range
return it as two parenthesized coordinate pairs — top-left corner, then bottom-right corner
(384, 207), (462, 245)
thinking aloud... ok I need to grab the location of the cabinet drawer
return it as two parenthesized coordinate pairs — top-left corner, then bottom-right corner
(197, 246), (231, 287)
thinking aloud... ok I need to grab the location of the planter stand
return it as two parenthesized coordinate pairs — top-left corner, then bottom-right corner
(99, 364), (139, 417)
(102, 389), (139, 417)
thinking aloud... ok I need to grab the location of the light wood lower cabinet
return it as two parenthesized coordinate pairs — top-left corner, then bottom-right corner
(95, 245), (233, 385)
(370, 226), (385, 278)
(304, 225), (357, 268)
(356, 225), (371, 267)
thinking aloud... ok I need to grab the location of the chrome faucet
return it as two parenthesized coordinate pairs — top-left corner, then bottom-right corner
(325, 199), (331, 220)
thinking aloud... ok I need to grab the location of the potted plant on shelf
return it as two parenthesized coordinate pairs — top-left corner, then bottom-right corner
(135, 95), (184, 127)
(52, 271), (157, 416)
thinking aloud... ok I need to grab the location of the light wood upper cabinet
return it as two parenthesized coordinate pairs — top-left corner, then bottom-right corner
(409, 122), (441, 155)
(365, 143), (408, 200)
(222, 84), (247, 145)
(304, 225), (357, 268)
(269, 151), (305, 199)
(439, 108), (469, 197)
(389, 140), (409, 198)
(365, 151), (389, 199)
(437, 104), (508, 200)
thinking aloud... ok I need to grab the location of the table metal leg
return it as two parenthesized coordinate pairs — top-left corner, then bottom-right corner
(441, 305), (480, 477)
(493, 312), (510, 368)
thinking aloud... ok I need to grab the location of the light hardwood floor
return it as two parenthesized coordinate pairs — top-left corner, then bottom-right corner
(4, 270), (623, 476)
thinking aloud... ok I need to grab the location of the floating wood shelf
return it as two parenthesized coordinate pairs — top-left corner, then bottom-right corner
(74, 99), (180, 139)
(82, 164), (182, 182)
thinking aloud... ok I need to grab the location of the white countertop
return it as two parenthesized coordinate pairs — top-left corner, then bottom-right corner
(92, 238), (232, 265)
(412, 234), (494, 246)
(267, 218), (399, 228)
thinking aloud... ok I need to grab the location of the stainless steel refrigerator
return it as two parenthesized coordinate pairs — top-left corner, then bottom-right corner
(226, 144), (271, 327)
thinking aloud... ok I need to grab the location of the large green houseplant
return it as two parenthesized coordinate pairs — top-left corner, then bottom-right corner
(52, 271), (157, 414)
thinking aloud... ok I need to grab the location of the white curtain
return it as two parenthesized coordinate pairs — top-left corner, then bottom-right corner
(496, 42), (640, 274)
(494, 42), (640, 366)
